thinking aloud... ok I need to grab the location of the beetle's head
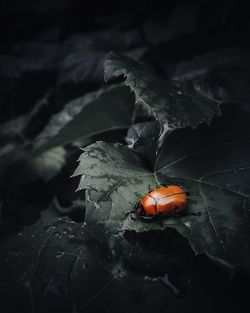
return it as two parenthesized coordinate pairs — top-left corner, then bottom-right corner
(135, 201), (145, 216)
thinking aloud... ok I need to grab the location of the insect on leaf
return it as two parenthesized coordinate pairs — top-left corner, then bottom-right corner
(73, 105), (250, 271)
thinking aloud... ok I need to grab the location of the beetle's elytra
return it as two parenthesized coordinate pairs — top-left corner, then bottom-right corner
(135, 185), (188, 219)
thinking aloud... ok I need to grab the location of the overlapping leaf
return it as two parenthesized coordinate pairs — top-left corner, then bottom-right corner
(58, 30), (145, 85)
(104, 52), (221, 132)
(125, 121), (160, 166)
(0, 215), (172, 313)
(33, 86), (134, 152)
(173, 48), (250, 113)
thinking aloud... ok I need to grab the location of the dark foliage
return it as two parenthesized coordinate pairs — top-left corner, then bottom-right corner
(1, 1), (250, 313)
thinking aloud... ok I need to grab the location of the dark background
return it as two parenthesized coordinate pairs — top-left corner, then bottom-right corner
(0, 0), (250, 312)
(1, 0), (250, 122)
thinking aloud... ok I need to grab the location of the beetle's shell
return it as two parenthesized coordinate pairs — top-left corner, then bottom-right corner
(136, 185), (187, 217)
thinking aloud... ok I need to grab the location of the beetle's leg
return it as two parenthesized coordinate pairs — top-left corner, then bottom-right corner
(130, 212), (138, 220)
(139, 215), (155, 220)
(124, 209), (138, 220)
(124, 199), (141, 219)
(124, 209), (136, 216)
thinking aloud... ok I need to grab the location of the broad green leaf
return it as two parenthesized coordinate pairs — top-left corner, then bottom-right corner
(0, 90), (53, 179)
(173, 49), (250, 113)
(0, 215), (173, 313)
(104, 52), (221, 132)
(0, 89), (52, 144)
(125, 121), (160, 166)
(73, 105), (250, 270)
(33, 86), (135, 152)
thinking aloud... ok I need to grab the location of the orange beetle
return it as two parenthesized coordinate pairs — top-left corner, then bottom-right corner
(135, 185), (188, 219)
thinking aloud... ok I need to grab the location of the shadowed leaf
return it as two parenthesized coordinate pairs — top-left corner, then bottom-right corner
(104, 52), (221, 133)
